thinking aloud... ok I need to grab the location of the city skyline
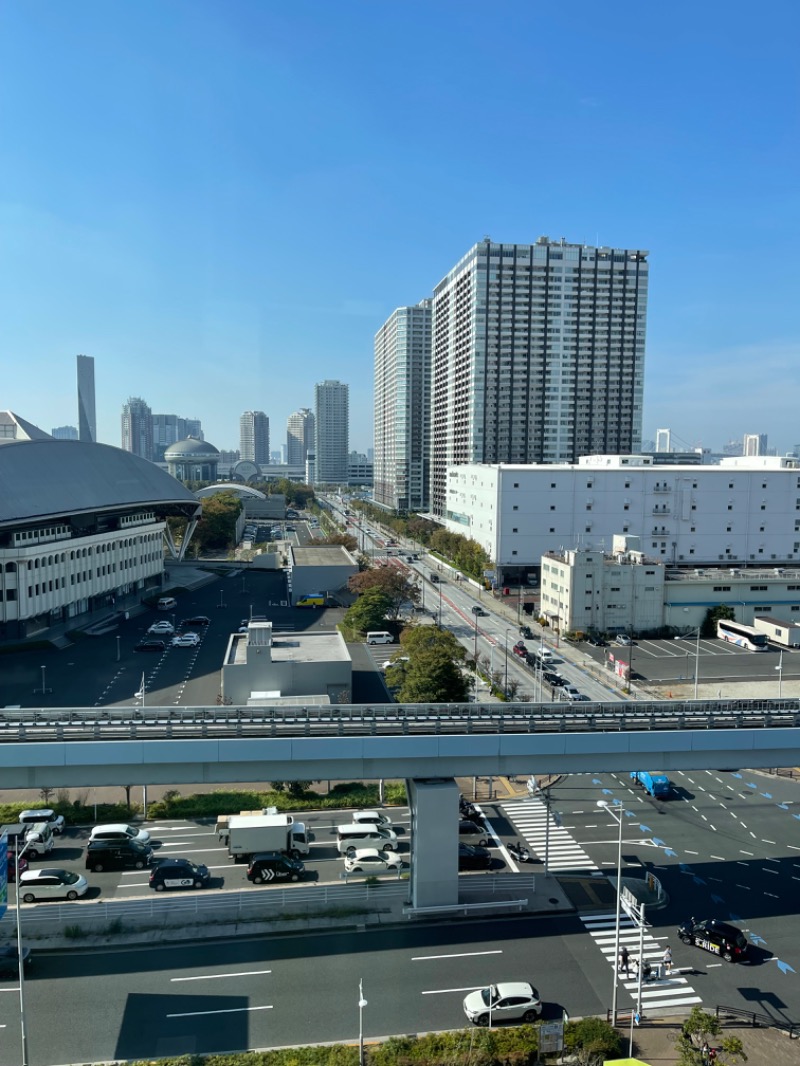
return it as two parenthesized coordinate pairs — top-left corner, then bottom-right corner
(1, 4), (798, 456)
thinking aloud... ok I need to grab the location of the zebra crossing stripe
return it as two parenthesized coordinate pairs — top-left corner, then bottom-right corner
(502, 799), (598, 871)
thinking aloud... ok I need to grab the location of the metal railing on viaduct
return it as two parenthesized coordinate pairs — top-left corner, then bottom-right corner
(1, 698), (798, 789)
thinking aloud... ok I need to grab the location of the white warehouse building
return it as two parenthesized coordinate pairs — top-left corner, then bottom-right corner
(443, 454), (800, 585)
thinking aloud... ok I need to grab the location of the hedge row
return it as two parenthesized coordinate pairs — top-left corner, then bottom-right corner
(0, 782), (408, 827)
(76, 1018), (620, 1065)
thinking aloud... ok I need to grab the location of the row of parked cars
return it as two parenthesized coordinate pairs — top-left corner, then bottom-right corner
(137, 614), (211, 652)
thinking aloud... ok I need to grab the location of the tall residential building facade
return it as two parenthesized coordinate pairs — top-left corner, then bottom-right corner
(76, 354), (96, 443)
(121, 397), (154, 461)
(152, 414), (204, 462)
(430, 237), (649, 516)
(314, 380), (349, 484)
(743, 433), (768, 456)
(51, 425), (79, 440)
(374, 299), (432, 511)
(286, 408), (315, 467)
(239, 411), (270, 465)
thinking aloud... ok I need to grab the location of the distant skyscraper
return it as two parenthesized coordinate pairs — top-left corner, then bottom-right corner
(314, 381), (349, 484)
(151, 415), (205, 461)
(374, 299), (432, 511)
(121, 397), (153, 461)
(239, 411), (270, 464)
(743, 433), (767, 456)
(51, 425), (79, 440)
(286, 408), (315, 467)
(184, 418), (203, 441)
(429, 237), (648, 516)
(76, 354), (96, 443)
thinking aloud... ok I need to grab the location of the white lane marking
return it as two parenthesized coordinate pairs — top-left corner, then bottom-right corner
(412, 950), (502, 962)
(762, 868), (779, 875)
(788, 845), (800, 851)
(706, 963), (723, 968)
(422, 985), (484, 995)
(765, 892), (780, 898)
(739, 850), (754, 856)
(685, 850), (699, 855)
(711, 855), (726, 861)
(172, 970), (273, 982)
(762, 840), (776, 845)
(736, 884), (751, 890)
(168, 1005), (273, 1018)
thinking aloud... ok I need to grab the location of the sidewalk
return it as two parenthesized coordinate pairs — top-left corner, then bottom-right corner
(627, 1017), (799, 1065)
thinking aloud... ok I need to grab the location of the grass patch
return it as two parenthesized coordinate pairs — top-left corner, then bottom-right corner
(64, 925), (88, 939)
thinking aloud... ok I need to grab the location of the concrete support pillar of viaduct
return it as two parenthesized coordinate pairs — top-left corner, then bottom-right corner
(407, 777), (460, 909)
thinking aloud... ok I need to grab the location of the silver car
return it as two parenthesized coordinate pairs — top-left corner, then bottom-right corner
(19, 869), (89, 903)
(343, 848), (404, 874)
(463, 982), (542, 1027)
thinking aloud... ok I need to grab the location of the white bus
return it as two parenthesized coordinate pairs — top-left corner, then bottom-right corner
(717, 618), (768, 651)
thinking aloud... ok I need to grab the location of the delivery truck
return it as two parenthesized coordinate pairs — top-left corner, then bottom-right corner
(630, 771), (671, 799)
(217, 813), (311, 862)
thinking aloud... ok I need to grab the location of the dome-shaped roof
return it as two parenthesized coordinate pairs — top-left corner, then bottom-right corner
(164, 437), (220, 458)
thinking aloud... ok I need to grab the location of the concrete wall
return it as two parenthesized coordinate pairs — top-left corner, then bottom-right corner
(291, 563), (357, 603)
(408, 778), (459, 907)
(222, 655), (351, 704)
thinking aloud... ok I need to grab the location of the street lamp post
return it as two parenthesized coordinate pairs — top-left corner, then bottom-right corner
(473, 615), (480, 701)
(598, 799), (624, 1026)
(116, 635), (121, 662)
(777, 650), (784, 698)
(15, 834), (33, 1066)
(504, 629), (513, 694)
(358, 979), (367, 1066)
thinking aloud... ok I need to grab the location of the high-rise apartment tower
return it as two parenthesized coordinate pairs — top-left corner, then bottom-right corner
(76, 354), (96, 443)
(121, 397), (153, 461)
(239, 411), (270, 465)
(374, 299), (432, 511)
(430, 237), (648, 516)
(314, 381), (349, 484)
(286, 408), (315, 467)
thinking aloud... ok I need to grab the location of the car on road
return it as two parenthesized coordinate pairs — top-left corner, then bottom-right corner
(85, 840), (153, 871)
(429, 573), (440, 582)
(543, 671), (566, 687)
(7, 850), (29, 883)
(171, 632), (200, 647)
(678, 918), (748, 962)
(615, 634), (635, 646)
(471, 605), (489, 616)
(562, 686), (585, 701)
(247, 852), (306, 884)
(459, 819), (490, 847)
(519, 626), (534, 640)
(149, 858), (211, 891)
(135, 639), (166, 652)
(343, 848), (404, 874)
(463, 981), (542, 1026)
(458, 842), (492, 870)
(0, 945), (31, 979)
(513, 642), (527, 657)
(89, 823), (151, 846)
(586, 635), (608, 647)
(147, 621), (175, 635)
(18, 869), (89, 902)
(184, 615), (210, 626)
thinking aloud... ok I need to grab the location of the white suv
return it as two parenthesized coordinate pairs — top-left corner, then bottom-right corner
(19, 869), (88, 903)
(89, 823), (151, 846)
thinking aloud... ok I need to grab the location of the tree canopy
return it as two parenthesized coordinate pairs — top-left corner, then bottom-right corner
(348, 568), (419, 619)
(342, 586), (392, 636)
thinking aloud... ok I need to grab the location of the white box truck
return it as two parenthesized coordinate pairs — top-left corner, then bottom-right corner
(218, 813), (310, 863)
(753, 616), (800, 648)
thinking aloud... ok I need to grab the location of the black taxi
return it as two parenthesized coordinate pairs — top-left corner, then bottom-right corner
(678, 917), (748, 963)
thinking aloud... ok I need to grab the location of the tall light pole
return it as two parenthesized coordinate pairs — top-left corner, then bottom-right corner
(598, 799), (624, 1026)
(358, 979), (367, 1066)
(777, 650), (784, 698)
(473, 614), (480, 701)
(504, 628), (513, 695)
(116, 635), (121, 662)
(15, 834), (33, 1066)
(693, 625), (700, 700)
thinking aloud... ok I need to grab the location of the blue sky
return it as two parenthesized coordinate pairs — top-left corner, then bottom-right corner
(1, 1), (798, 455)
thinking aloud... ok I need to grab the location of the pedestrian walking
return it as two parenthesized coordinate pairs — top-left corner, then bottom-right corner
(662, 945), (673, 974)
(701, 1041), (710, 1063)
(619, 945), (630, 974)
(630, 956), (639, 981)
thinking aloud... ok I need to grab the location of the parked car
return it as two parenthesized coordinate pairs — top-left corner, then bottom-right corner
(463, 982), (542, 1027)
(18, 869), (89, 902)
(147, 621), (174, 636)
(586, 635), (608, 647)
(458, 842), (493, 870)
(246, 852), (306, 884)
(678, 918), (748, 962)
(615, 634), (634, 646)
(172, 632), (201, 648)
(149, 859), (211, 892)
(343, 848), (404, 874)
(89, 823), (151, 846)
(184, 615), (210, 626)
(136, 639), (166, 652)
(471, 605), (489, 616)
(0, 945), (31, 979)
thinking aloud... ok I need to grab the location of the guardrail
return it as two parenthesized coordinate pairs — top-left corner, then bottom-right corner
(715, 1004), (799, 1038)
(0, 699), (799, 742)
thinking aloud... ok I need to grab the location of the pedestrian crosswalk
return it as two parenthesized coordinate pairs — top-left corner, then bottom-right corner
(581, 913), (703, 1014)
(501, 798), (598, 872)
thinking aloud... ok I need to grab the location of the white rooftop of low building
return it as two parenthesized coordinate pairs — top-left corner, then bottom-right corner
(291, 544), (357, 567)
(228, 622), (349, 665)
(463, 454), (800, 472)
(664, 566), (800, 583)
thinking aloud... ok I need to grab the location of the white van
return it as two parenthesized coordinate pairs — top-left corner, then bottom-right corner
(23, 822), (54, 858)
(366, 631), (393, 645)
(336, 824), (398, 854)
(157, 597), (177, 611)
(19, 809), (65, 835)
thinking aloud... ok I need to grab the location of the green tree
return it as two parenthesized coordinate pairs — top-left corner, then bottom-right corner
(702, 604), (735, 638)
(324, 532), (359, 552)
(399, 625), (466, 662)
(342, 587), (392, 636)
(397, 647), (470, 703)
(348, 568), (419, 618)
(674, 1006), (748, 1065)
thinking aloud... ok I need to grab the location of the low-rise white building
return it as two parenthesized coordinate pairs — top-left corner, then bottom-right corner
(444, 454), (800, 584)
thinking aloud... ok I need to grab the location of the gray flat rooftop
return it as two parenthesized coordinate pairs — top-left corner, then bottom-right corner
(665, 567), (800, 583)
(292, 544), (354, 566)
(228, 629), (349, 665)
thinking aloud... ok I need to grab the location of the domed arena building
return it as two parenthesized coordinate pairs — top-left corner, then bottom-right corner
(0, 420), (201, 639)
(164, 437), (220, 483)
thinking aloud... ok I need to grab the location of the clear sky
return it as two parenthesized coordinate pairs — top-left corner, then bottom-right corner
(1, 1), (798, 455)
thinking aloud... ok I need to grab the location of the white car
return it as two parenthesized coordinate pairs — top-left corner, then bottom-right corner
(351, 809), (393, 827)
(172, 632), (200, 647)
(89, 823), (151, 846)
(148, 621), (175, 635)
(18, 869), (89, 903)
(343, 848), (404, 873)
(463, 982), (542, 1027)
(562, 686), (583, 701)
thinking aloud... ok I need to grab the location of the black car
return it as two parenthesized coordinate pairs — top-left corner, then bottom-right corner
(544, 671), (566, 687)
(458, 842), (492, 870)
(185, 615), (210, 626)
(247, 852), (306, 884)
(86, 839), (153, 872)
(678, 918), (748, 962)
(429, 573), (440, 582)
(471, 605), (489, 616)
(135, 639), (166, 652)
(149, 859), (211, 892)
(519, 626), (534, 640)
(458, 820), (489, 847)
(0, 945), (31, 979)
(586, 635), (608, 647)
